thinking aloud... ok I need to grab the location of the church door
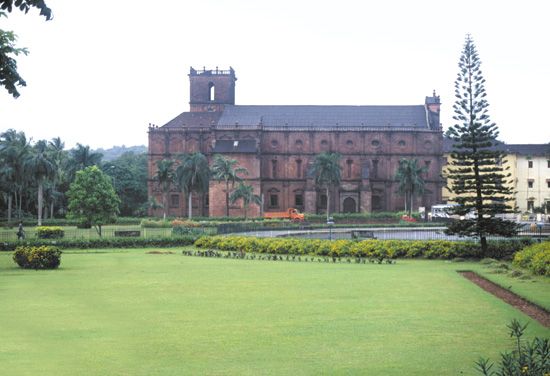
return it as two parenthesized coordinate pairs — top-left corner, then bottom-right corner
(342, 197), (356, 213)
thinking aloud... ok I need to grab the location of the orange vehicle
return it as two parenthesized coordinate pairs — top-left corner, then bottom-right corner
(264, 208), (305, 222)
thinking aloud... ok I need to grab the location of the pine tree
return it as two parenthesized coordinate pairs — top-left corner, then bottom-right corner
(444, 35), (518, 254)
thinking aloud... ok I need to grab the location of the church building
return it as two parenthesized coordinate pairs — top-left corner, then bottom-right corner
(148, 67), (444, 217)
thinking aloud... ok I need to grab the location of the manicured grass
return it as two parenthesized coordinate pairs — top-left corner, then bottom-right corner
(466, 262), (550, 311)
(0, 250), (548, 375)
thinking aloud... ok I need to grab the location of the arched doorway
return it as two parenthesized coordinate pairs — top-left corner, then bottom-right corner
(343, 197), (356, 213)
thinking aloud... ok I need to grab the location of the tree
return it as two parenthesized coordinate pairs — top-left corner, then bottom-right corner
(67, 166), (120, 237)
(394, 158), (427, 216)
(444, 35), (517, 254)
(0, 1), (52, 98)
(311, 152), (342, 221)
(46, 136), (68, 217)
(25, 139), (55, 225)
(67, 143), (103, 179)
(153, 159), (175, 220)
(230, 183), (261, 220)
(102, 152), (148, 217)
(211, 154), (248, 217)
(175, 152), (210, 219)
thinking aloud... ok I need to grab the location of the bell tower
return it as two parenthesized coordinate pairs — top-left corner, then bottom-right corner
(189, 66), (237, 112)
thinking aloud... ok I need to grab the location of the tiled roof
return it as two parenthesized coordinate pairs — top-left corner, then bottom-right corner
(212, 139), (257, 153)
(163, 112), (221, 128)
(216, 105), (429, 129)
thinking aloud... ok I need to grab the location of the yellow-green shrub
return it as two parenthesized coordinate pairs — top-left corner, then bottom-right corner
(36, 226), (64, 239)
(13, 245), (62, 269)
(513, 242), (550, 276)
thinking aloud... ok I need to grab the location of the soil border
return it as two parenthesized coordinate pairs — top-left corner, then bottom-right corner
(459, 271), (549, 327)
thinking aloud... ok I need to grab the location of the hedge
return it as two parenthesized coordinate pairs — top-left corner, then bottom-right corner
(195, 236), (532, 260)
(513, 241), (550, 276)
(1, 217), (142, 228)
(13, 245), (62, 269)
(36, 226), (65, 239)
(0, 236), (198, 251)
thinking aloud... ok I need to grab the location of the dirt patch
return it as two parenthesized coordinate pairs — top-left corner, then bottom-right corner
(146, 251), (175, 255)
(459, 271), (550, 327)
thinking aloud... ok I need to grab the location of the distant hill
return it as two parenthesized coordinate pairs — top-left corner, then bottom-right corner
(95, 145), (147, 161)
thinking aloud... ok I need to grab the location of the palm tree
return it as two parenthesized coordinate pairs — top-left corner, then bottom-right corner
(68, 143), (103, 179)
(211, 154), (248, 217)
(0, 129), (31, 219)
(46, 137), (68, 218)
(394, 158), (427, 216)
(154, 159), (175, 220)
(230, 183), (261, 220)
(175, 152), (210, 219)
(25, 140), (55, 225)
(311, 152), (342, 221)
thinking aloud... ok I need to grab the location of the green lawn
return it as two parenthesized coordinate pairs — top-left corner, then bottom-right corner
(0, 250), (548, 376)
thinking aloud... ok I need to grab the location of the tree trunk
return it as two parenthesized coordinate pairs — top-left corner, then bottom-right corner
(188, 191), (193, 219)
(480, 235), (487, 256)
(50, 201), (54, 219)
(37, 182), (43, 226)
(225, 181), (230, 217)
(7, 194), (12, 223)
(163, 192), (167, 220)
(244, 204), (248, 220)
(326, 186), (330, 222)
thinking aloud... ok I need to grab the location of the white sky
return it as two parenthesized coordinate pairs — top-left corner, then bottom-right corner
(1, 0), (549, 149)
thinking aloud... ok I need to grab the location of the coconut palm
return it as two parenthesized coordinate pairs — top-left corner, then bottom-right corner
(175, 152), (210, 219)
(394, 158), (427, 216)
(211, 154), (248, 217)
(67, 143), (103, 179)
(229, 183), (261, 220)
(25, 140), (55, 225)
(154, 159), (175, 220)
(46, 137), (68, 217)
(311, 152), (342, 221)
(0, 129), (31, 219)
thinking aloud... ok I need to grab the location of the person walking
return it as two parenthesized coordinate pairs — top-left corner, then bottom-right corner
(16, 221), (25, 240)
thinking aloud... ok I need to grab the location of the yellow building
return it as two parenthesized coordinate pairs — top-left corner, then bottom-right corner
(443, 141), (550, 214)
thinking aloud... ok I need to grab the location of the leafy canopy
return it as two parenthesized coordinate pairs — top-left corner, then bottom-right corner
(67, 166), (120, 235)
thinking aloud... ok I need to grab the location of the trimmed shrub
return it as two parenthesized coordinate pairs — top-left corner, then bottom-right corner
(194, 236), (531, 260)
(36, 226), (65, 239)
(513, 241), (550, 276)
(13, 245), (62, 269)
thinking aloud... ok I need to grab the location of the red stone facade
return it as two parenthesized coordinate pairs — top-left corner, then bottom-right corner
(148, 67), (444, 217)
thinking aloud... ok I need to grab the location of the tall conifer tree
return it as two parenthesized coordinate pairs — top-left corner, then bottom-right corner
(444, 35), (517, 254)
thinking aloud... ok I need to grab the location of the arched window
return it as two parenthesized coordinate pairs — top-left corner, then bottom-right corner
(272, 159), (278, 178)
(296, 159), (302, 178)
(208, 82), (215, 101)
(346, 159), (353, 178)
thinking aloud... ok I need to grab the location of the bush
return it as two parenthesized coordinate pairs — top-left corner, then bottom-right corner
(513, 241), (550, 276)
(1, 236), (198, 251)
(140, 219), (172, 228)
(193, 236), (529, 260)
(13, 245), (62, 269)
(36, 226), (65, 239)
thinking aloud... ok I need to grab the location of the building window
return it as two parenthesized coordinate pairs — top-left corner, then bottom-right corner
(527, 200), (534, 211)
(272, 159), (277, 178)
(321, 139), (329, 147)
(372, 159), (379, 178)
(205, 194), (209, 208)
(295, 139), (303, 147)
(271, 139), (278, 147)
(320, 194), (327, 208)
(296, 159), (302, 178)
(208, 82), (215, 101)
(295, 194), (304, 207)
(371, 140), (380, 147)
(346, 139), (353, 147)
(547, 160), (550, 168)
(346, 159), (353, 178)
(528, 180), (534, 189)
(398, 140), (406, 146)
(424, 160), (431, 178)
(528, 160), (533, 168)
(547, 180), (550, 188)
(170, 194), (179, 208)
(269, 194), (279, 208)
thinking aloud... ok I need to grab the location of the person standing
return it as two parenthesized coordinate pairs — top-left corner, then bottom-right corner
(17, 221), (25, 240)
